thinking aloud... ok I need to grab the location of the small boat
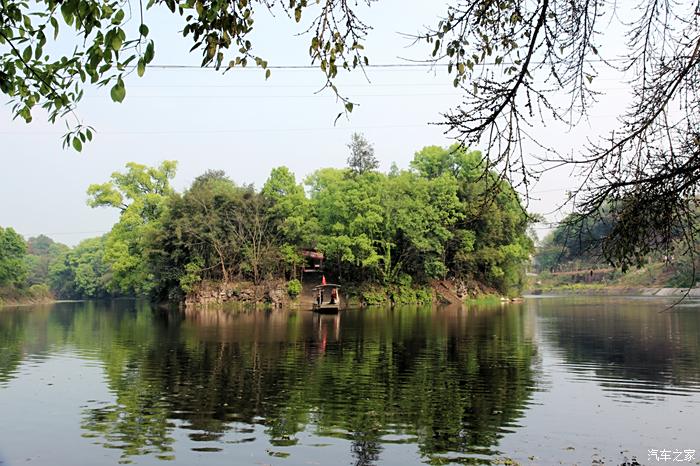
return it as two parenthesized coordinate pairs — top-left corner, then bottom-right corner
(312, 284), (342, 313)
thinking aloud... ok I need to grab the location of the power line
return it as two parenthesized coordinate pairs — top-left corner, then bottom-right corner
(145, 63), (452, 70)
(0, 123), (431, 136)
(127, 76), (628, 88)
(142, 58), (626, 71)
(83, 92), (462, 100)
(129, 82), (455, 88)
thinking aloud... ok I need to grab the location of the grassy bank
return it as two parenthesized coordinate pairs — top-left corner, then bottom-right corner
(527, 261), (700, 297)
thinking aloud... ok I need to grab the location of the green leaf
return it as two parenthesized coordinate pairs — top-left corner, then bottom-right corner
(110, 78), (126, 103)
(345, 102), (353, 112)
(113, 9), (125, 24)
(22, 46), (32, 62)
(72, 137), (82, 152)
(139, 24), (149, 37)
(294, 7), (301, 22)
(144, 42), (155, 63)
(137, 59), (145, 77)
(265, 69), (271, 80)
(60, 3), (74, 26)
(50, 16), (59, 40)
(111, 34), (123, 51)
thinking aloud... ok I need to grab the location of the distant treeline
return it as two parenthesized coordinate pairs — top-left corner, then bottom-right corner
(1, 136), (535, 303)
(0, 229), (112, 302)
(534, 206), (698, 288)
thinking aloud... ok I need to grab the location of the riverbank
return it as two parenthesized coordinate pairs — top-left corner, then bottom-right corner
(0, 285), (55, 308)
(527, 264), (700, 298)
(527, 283), (700, 298)
(183, 278), (513, 308)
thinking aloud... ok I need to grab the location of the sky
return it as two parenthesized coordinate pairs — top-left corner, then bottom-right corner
(0, 1), (632, 246)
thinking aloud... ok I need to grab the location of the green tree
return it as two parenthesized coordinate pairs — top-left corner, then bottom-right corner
(48, 236), (111, 298)
(535, 207), (616, 272)
(0, 0), (368, 149)
(346, 132), (379, 175)
(261, 167), (315, 277)
(87, 161), (177, 295)
(411, 145), (534, 295)
(25, 235), (70, 286)
(0, 226), (28, 287)
(151, 169), (282, 296)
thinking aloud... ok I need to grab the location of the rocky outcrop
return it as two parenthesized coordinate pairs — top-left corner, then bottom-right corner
(184, 280), (289, 308)
(432, 278), (501, 303)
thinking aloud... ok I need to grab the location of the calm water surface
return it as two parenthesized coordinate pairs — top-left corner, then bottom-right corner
(1, 297), (699, 465)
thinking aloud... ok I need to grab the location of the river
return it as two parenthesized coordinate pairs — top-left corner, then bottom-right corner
(0, 297), (699, 465)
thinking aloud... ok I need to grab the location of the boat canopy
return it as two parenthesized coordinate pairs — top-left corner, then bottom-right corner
(312, 284), (341, 289)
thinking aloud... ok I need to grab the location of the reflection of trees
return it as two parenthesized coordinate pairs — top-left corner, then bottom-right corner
(0, 301), (538, 464)
(534, 298), (700, 393)
(0, 304), (58, 385)
(0, 310), (27, 384)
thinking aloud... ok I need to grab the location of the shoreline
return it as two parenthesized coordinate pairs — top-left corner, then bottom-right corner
(526, 285), (700, 298)
(182, 278), (515, 309)
(0, 295), (57, 308)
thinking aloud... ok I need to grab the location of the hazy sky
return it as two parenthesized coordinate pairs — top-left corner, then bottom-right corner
(0, 1), (631, 245)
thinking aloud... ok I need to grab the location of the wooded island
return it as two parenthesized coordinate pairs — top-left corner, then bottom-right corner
(0, 137), (534, 306)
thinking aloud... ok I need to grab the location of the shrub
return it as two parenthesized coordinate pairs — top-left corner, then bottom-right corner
(179, 261), (203, 294)
(414, 287), (433, 304)
(362, 289), (387, 305)
(286, 279), (302, 298)
(28, 283), (51, 299)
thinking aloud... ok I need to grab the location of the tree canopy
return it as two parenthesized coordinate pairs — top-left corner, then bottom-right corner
(0, 143), (534, 303)
(0, 226), (28, 287)
(86, 160), (177, 295)
(147, 142), (533, 300)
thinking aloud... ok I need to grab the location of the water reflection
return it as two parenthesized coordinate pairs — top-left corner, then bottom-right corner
(0, 301), (537, 465)
(532, 297), (700, 400)
(3, 298), (700, 465)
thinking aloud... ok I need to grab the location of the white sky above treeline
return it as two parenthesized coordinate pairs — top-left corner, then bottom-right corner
(0, 1), (633, 246)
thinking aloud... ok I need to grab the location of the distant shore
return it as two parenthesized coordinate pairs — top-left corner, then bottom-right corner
(526, 284), (700, 298)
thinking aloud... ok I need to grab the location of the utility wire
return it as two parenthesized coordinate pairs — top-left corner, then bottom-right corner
(80, 89), (631, 99)
(127, 76), (628, 88)
(141, 58), (627, 70)
(0, 123), (430, 135)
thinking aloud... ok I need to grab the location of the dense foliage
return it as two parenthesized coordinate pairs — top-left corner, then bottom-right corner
(147, 142), (533, 300)
(0, 228), (116, 301)
(1, 139), (534, 304)
(86, 160), (176, 295)
(0, 226), (27, 288)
